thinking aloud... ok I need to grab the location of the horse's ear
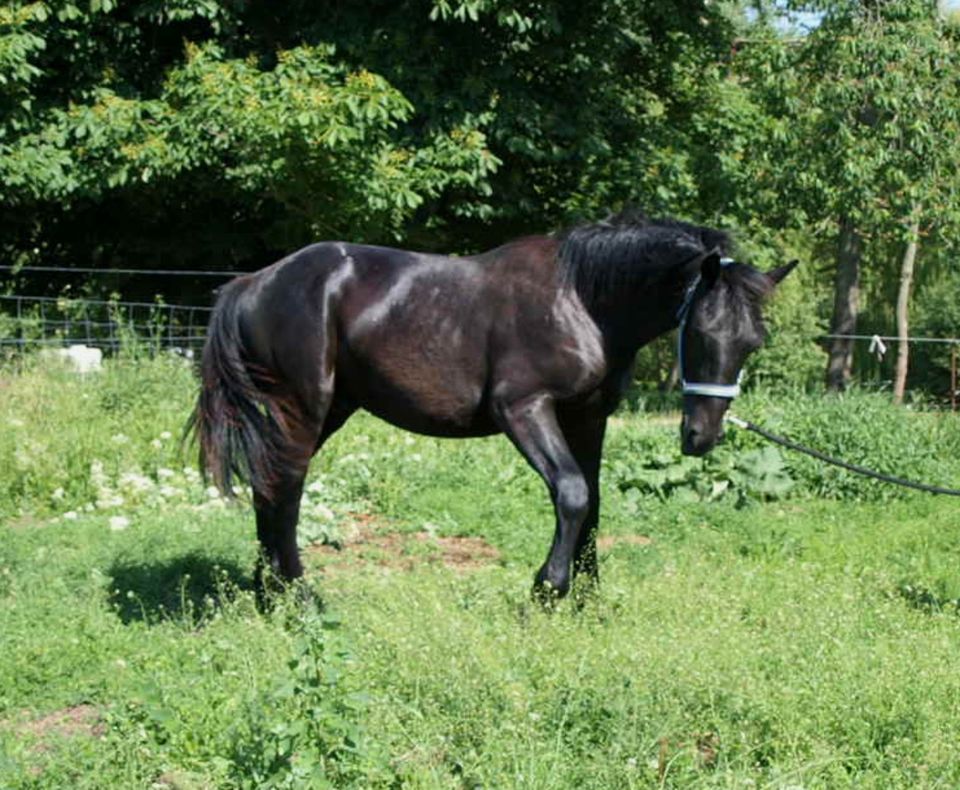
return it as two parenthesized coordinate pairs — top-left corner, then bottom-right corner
(768, 259), (799, 286)
(700, 249), (723, 285)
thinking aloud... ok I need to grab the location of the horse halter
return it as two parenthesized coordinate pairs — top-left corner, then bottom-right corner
(676, 257), (743, 400)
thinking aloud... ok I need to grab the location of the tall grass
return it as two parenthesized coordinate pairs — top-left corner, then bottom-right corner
(2, 356), (960, 787)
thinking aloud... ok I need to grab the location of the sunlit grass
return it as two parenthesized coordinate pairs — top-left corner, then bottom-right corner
(2, 357), (960, 787)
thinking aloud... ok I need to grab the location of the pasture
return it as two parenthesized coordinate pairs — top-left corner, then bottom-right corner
(2, 356), (960, 788)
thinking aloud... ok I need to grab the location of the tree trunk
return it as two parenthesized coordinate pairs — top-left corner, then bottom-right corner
(825, 217), (862, 391)
(893, 214), (920, 405)
(662, 360), (680, 392)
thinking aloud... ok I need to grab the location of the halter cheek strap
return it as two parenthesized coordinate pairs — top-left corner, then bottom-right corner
(677, 257), (743, 400)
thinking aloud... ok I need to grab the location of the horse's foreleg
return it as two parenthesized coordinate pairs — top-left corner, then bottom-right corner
(562, 415), (607, 598)
(498, 396), (587, 599)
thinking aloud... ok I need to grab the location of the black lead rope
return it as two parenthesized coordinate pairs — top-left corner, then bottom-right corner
(725, 414), (960, 497)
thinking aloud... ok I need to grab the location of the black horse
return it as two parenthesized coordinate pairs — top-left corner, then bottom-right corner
(192, 212), (795, 598)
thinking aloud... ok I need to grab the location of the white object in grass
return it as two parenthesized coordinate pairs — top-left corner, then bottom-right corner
(42, 344), (103, 374)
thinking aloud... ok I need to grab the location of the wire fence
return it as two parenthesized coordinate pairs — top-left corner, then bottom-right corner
(0, 264), (228, 355)
(0, 265), (958, 408)
(0, 293), (213, 355)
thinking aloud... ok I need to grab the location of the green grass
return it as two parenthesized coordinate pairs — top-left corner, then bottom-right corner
(2, 357), (960, 788)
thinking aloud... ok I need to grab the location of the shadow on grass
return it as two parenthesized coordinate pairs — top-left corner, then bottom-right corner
(108, 552), (252, 625)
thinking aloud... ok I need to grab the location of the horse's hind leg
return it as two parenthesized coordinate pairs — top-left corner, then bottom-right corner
(254, 475), (307, 593)
(252, 426), (316, 602)
(253, 397), (356, 604)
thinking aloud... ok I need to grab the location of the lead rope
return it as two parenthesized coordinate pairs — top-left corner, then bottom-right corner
(725, 414), (960, 497)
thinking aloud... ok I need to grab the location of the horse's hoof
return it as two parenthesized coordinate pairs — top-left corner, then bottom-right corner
(531, 576), (569, 607)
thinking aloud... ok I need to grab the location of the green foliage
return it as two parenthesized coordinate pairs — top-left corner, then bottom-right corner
(0, 0), (503, 271)
(1, 39), (497, 246)
(608, 432), (793, 508)
(226, 613), (388, 788)
(2, 359), (960, 785)
(748, 255), (829, 392)
(911, 268), (960, 399)
(738, 387), (960, 501)
(751, 0), (960, 238)
(0, 354), (199, 519)
(608, 388), (960, 507)
(0, 0), (748, 273)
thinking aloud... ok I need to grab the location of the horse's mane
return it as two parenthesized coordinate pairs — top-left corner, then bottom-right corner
(558, 210), (750, 306)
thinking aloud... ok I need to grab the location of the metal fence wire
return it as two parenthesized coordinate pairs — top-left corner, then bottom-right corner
(0, 294), (212, 354)
(0, 264), (231, 354)
(0, 266), (957, 408)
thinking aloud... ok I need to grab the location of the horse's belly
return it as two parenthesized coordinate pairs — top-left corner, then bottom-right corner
(339, 348), (496, 437)
(360, 398), (498, 438)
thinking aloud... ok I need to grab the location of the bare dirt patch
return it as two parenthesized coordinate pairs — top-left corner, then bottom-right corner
(307, 514), (500, 574)
(597, 534), (653, 551)
(4, 704), (105, 749)
(5, 515), (45, 530)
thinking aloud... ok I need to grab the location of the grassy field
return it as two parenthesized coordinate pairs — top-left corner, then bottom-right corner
(2, 358), (960, 788)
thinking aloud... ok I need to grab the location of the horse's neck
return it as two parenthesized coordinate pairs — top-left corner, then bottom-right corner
(587, 268), (694, 363)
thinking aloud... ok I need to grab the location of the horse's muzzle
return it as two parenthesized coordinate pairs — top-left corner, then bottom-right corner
(680, 414), (723, 457)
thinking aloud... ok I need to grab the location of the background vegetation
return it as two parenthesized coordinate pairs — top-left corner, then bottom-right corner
(1, 0), (959, 397)
(2, 3), (960, 782)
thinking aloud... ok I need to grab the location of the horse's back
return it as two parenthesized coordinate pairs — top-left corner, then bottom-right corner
(233, 237), (603, 437)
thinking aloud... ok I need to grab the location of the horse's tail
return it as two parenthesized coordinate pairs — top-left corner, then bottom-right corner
(189, 278), (294, 501)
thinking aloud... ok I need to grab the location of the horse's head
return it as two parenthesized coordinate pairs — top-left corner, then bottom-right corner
(679, 252), (797, 456)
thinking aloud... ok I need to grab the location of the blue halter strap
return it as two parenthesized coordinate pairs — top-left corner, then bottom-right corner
(676, 257), (743, 400)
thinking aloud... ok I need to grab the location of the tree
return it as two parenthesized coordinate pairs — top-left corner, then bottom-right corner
(0, 1), (499, 286)
(738, 0), (960, 393)
(0, 0), (756, 289)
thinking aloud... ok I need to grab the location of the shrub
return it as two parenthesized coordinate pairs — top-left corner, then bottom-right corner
(607, 429), (793, 509)
(735, 388), (960, 501)
(607, 388), (959, 504)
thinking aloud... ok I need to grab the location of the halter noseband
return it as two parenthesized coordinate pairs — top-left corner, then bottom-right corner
(677, 257), (742, 400)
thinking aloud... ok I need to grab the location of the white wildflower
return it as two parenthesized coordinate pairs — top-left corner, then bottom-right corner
(157, 468), (175, 480)
(160, 431), (172, 441)
(150, 439), (162, 450)
(111, 433), (129, 445)
(109, 516), (130, 531)
(205, 486), (220, 499)
(90, 460), (109, 487)
(51, 487), (65, 500)
(63, 511), (78, 521)
(312, 503), (335, 521)
(119, 472), (154, 493)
